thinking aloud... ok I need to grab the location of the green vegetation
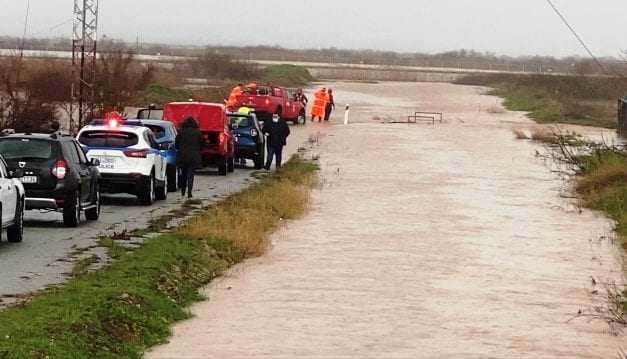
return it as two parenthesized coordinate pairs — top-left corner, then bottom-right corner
(457, 74), (627, 128)
(260, 64), (314, 87)
(0, 157), (318, 359)
(135, 84), (194, 105)
(572, 148), (627, 245)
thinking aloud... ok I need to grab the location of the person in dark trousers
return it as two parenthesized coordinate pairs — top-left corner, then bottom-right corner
(324, 89), (335, 121)
(262, 114), (290, 170)
(175, 117), (204, 198)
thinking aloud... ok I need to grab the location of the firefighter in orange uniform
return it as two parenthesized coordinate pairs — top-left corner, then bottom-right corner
(226, 83), (244, 109)
(311, 88), (328, 122)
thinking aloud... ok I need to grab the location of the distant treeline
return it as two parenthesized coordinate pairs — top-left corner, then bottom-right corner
(2, 36), (627, 76)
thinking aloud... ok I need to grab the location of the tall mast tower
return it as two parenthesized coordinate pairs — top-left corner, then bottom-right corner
(71, 0), (99, 132)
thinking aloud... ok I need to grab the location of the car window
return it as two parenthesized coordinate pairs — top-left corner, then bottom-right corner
(146, 131), (159, 149)
(273, 88), (283, 97)
(78, 131), (139, 148)
(62, 141), (80, 164)
(146, 125), (167, 139)
(73, 141), (88, 164)
(229, 116), (252, 128)
(0, 138), (54, 161)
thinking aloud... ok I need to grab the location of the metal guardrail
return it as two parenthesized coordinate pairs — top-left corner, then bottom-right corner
(406, 111), (444, 125)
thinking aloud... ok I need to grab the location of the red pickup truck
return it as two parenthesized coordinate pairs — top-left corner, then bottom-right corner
(229, 84), (306, 125)
(163, 102), (235, 175)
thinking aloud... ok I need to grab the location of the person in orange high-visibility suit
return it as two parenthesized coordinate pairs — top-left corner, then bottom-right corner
(225, 83), (244, 109)
(310, 88), (328, 122)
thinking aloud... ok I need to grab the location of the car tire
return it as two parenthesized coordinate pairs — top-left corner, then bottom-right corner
(167, 165), (178, 192)
(227, 157), (235, 173)
(139, 173), (156, 206)
(218, 158), (228, 176)
(63, 191), (80, 228)
(7, 195), (24, 243)
(85, 188), (100, 221)
(156, 173), (168, 201)
(254, 148), (265, 170)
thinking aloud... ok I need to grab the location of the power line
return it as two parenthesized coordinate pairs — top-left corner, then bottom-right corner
(544, 0), (621, 77)
(18, 0), (31, 58)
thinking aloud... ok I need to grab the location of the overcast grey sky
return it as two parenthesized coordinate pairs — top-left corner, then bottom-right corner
(0, 0), (624, 57)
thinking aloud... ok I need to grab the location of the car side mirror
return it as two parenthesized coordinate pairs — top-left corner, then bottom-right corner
(89, 158), (100, 167)
(10, 169), (24, 179)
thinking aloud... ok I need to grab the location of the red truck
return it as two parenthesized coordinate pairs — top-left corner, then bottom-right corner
(163, 102), (235, 175)
(229, 84), (306, 125)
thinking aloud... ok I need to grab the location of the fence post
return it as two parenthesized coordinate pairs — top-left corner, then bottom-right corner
(344, 104), (350, 125)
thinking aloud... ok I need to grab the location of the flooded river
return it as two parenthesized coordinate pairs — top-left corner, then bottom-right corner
(148, 82), (625, 358)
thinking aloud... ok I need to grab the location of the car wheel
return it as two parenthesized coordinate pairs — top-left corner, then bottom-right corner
(7, 195), (24, 243)
(227, 157), (235, 173)
(218, 158), (228, 176)
(167, 165), (178, 192)
(156, 173), (168, 201)
(139, 173), (155, 205)
(63, 191), (80, 227)
(85, 188), (100, 221)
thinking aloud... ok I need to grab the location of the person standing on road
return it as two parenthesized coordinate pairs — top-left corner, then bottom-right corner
(311, 88), (328, 122)
(324, 89), (335, 121)
(176, 117), (204, 198)
(262, 114), (290, 170)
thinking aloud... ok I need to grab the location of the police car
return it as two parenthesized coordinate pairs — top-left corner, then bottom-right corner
(76, 115), (168, 205)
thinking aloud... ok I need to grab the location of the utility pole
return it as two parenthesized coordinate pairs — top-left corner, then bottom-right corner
(71, 0), (99, 133)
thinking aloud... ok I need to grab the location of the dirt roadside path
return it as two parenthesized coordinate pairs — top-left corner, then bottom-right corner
(148, 82), (625, 358)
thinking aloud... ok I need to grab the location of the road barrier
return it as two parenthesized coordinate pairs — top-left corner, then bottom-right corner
(407, 111), (444, 125)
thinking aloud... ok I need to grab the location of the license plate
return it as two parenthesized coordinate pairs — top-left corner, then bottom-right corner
(20, 176), (38, 184)
(98, 157), (115, 169)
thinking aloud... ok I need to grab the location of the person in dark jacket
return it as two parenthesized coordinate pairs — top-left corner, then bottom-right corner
(262, 114), (290, 170)
(324, 88), (335, 121)
(175, 117), (204, 198)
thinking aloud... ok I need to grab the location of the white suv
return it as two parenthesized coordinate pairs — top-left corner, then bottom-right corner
(77, 120), (168, 205)
(0, 155), (25, 243)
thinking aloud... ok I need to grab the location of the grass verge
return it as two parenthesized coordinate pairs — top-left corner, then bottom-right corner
(457, 73), (627, 128)
(572, 148), (627, 246)
(0, 157), (318, 359)
(259, 64), (314, 88)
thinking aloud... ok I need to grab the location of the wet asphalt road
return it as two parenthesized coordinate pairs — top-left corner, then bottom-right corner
(0, 122), (316, 307)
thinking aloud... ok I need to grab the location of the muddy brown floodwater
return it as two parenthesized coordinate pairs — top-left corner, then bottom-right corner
(148, 82), (625, 358)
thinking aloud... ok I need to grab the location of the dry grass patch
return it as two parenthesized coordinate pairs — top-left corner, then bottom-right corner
(530, 128), (559, 144)
(179, 158), (319, 256)
(512, 128), (529, 140)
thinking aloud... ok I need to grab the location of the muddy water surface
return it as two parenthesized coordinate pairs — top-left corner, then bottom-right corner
(148, 82), (625, 358)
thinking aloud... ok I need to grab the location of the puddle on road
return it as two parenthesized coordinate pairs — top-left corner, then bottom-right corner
(149, 82), (625, 358)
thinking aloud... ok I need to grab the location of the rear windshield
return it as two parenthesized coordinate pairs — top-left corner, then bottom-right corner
(0, 138), (54, 160)
(145, 125), (167, 139)
(78, 131), (139, 148)
(228, 116), (252, 128)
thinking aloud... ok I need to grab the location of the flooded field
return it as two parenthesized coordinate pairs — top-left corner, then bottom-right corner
(148, 82), (625, 358)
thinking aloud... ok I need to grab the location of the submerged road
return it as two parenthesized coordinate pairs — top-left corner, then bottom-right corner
(149, 81), (625, 358)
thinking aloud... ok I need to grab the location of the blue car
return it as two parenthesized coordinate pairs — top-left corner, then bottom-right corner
(227, 112), (265, 170)
(138, 119), (179, 192)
